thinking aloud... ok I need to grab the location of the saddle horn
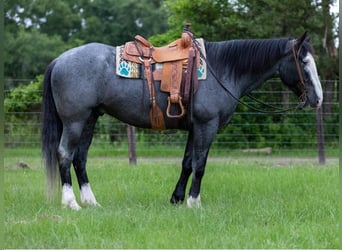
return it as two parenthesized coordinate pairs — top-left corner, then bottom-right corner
(181, 23), (193, 48)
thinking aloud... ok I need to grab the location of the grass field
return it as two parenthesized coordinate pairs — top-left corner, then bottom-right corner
(4, 153), (338, 249)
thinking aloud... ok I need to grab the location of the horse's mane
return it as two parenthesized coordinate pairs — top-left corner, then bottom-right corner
(204, 38), (291, 78)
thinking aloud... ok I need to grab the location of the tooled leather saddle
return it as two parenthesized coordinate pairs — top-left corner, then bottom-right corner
(121, 24), (200, 130)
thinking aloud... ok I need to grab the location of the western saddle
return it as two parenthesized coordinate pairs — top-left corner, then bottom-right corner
(122, 24), (199, 130)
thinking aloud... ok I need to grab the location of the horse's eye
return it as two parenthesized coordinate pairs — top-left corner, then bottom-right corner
(301, 58), (309, 65)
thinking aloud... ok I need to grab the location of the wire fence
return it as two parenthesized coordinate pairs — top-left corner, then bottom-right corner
(4, 79), (339, 158)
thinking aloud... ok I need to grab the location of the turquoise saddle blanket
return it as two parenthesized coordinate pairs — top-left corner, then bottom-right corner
(116, 38), (207, 80)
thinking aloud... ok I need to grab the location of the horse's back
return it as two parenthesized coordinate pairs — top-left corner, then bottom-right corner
(53, 42), (115, 83)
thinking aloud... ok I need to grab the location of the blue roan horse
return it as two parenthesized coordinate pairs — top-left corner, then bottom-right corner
(41, 32), (322, 210)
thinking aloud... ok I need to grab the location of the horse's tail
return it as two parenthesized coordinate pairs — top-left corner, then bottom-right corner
(41, 60), (62, 195)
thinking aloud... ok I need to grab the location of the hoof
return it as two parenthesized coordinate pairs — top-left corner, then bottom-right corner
(187, 194), (201, 208)
(62, 184), (81, 210)
(62, 200), (82, 211)
(82, 199), (102, 207)
(80, 183), (100, 207)
(170, 194), (184, 204)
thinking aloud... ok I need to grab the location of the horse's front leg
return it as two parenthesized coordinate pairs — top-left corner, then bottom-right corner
(170, 130), (193, 204)
(187, 119), (218, 208)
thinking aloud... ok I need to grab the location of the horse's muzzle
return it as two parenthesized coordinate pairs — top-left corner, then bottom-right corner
(303, 97), (323, 109)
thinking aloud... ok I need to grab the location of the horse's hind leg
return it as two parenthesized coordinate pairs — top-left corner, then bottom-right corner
(58, 120), (85, 210)
(73, 112), (100, 207)
(58, 111), (101, 210)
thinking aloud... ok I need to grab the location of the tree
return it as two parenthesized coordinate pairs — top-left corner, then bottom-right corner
(4, 28), (68, 82)
(4, 0), (84, 81)
(161, 0), (339, 102)
(77, 0), (168, 45)
(4, 0), (168, 81)
(5, 0), (83, 42)
(160, 0), (246, 41)
(318, 0), (338, 115)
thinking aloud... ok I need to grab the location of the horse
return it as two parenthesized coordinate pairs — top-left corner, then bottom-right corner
(41, 32), (323, 210)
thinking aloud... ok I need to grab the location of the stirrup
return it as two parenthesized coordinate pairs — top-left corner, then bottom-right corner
(166, 97), (185, 118)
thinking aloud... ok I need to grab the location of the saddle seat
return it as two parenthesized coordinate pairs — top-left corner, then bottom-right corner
(123, 33), (192, 63)
(121, 25), (199, 130)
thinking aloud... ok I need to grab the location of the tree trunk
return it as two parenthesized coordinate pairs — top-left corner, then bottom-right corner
(321, 0), (338, 114)
(127, 125), (137, 165)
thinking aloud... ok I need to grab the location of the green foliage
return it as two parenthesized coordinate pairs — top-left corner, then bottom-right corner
(4, 76), (43, 112)
(161, 0), (339, 81)
(4, 76), (43, 147)
(77, 0), (168, 45)
(4, 29), (66, 79)
(4, 0), (338, 79)
(163, 0), (338, 41)
(4, 0), (168, 80)
(163, 0), (248, 40)
(148, 29), (182, 46)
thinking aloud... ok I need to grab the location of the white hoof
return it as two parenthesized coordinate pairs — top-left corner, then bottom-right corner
(62, 184), (82, 210)
(80, 183), (101, 207)
(63, 199), (82, 211)
(187, 194), (201, 208)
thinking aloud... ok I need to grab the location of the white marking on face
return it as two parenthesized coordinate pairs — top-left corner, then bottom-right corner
(62, 184), (81, 210)
(303, 52), (323, 106)
(80, 183), (100, 206)
(187, 194), (201, 208)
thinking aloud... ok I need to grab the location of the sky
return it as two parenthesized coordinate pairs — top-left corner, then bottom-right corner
(330, 0), (339, 14)
(331, 0), (339, 47)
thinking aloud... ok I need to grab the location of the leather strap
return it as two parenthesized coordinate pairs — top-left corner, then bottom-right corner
(183, 47), (196, 104)
(292, 43), (307, 101)
(144, 59), (155, 105)
(143, 58), (165, 130)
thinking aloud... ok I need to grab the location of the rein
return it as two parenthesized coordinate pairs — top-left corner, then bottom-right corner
(193, 38), (306, 114)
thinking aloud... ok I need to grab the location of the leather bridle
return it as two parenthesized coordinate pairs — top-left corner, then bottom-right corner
(291, 41), (307, 102)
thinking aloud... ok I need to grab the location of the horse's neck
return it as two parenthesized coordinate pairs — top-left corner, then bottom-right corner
(205, 39), (287, 96)
(239, 64), (280, 96)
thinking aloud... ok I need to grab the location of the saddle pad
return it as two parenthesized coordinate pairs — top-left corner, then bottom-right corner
(116, 38), (207, 80)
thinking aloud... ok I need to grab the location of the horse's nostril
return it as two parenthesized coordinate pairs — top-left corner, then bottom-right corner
(317, 99), (322, 107)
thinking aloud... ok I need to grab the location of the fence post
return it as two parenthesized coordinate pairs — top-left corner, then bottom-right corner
(316, 106), (325, 164)
(127, 125), (137, 165)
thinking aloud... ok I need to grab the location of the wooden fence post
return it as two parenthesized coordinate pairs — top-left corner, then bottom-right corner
(127, 125), (137, 165)
(316, 106), (325, 164)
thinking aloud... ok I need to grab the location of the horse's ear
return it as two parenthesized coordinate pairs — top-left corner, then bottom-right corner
(305, 34), (311, 42)
(296, 31), (309, 48)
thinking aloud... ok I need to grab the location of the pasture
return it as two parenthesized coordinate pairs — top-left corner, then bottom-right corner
(4, 153), (338, 249)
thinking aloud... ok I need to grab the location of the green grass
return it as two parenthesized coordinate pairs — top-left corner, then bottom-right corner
(4, 143), (339, 158)
(4, 155), (338, 249)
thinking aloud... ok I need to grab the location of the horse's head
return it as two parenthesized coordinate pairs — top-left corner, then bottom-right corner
(279, 32), (323, 108)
